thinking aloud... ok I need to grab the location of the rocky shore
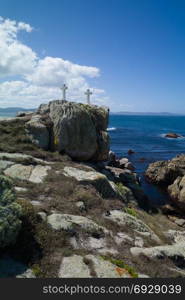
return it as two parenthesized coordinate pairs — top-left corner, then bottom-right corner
(1, 100), (185, 278)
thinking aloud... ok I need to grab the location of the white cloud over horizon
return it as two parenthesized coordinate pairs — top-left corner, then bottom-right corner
(0, 16), (108, 108)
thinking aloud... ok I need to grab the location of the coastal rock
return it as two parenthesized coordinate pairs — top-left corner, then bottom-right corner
(0, 160), (14, 172)
(59, 255), (91, 278)
(175, 219), (185, 227)
(85, 255), (132, 278)
(26, 114), (50, 150)
(146, 155), (185, 212)
(165, 133), (181, 138)
(124, 162), (135, 171)
(4, 163), (51, 183)
(63, 166), (120, 198)
(4, 164), (33, 181)
(108, 151), (116, 163)
(94, 130), (110, 161)
(0, 152), (49, 165)
(104, 210), (160, 242)
(47, 213), (108, 236)
(145, 155), (185, 185)
(168, 176), (185, 210)
(59, 254), (132, 278)
(34, 100), (110, 161)
(130, 243), (185, 261)
(128, 149), (135, 155)
(29, 165), (51, 183)
(16, 111), (33, 118)
(164, 230), (185, 244)
(49, 101), (97, 160)
(119, 158), (129, 168)
(0, 176), (22, 248)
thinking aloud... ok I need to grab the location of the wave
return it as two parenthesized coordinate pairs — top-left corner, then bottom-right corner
(107, 127), (116, 131)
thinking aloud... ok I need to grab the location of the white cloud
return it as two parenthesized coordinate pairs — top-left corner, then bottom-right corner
(0, 17), (37, 78)
(0, 16), (109, 108)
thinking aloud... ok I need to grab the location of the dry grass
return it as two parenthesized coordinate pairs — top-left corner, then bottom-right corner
(0, 118), (71, 162)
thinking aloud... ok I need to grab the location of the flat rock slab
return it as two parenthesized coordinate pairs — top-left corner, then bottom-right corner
(29, 165), (51, 183)
(104, 210), (160, 243)
(63, 166), (119, 198)
(130, 242), (185, 260)
(0, 160), (14, 171)
(4, 164), (51, 183)
(47, 213), (108, 235)
(85, 255), (132, 278)
(14, 186), (28, 192)
(4, 164), (33, 181)
(59, 254), (132, 278)
(164, 230), (185, 244)
(59, 255), (91, 278)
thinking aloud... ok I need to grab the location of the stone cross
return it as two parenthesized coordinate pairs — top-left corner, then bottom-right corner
(85, 89), (92, 105)
(61, 84), (68, 100)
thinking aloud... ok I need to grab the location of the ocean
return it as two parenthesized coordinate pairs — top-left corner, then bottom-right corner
(108, 114), (185, 205)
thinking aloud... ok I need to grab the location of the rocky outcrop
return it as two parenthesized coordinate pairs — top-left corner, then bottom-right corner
(63, 166), (121, 198)
(131, 242), (185, 261)
(165, 133), (181, 138)
(145, 155), (185, 212)
(26, 100), (109, 161)
(0, 153), (51, 183)
(145, 155), (185, 186)
(47, 213), (108, 236)
(168, 176), (185, 210)
(25, 114), (50, 150)
(104, 210), (161, 243)
(59, 254), (132, 278)
(0, 176), (22, 248)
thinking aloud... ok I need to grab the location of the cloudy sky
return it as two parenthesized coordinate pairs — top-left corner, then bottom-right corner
(1, 0), (185, 112)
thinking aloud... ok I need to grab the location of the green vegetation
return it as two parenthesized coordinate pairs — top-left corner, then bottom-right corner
(0, 175), (22, 248)
(0, 118), (70, 162)
(101, 256), (138, 278)
(124, 207), (138, 217)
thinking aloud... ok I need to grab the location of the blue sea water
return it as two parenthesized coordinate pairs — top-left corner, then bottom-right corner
(108, 115), (185, 205)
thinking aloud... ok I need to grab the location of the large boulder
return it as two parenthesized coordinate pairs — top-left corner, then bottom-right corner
(146, 155), (185, 212)
(165, 133), (181, 139)
(145, 155), (185, 186)
(0, 176), (22, 248)
(168, 176), (185, 210)
(28, 100), (110, 161)
(25, 114), (50, 150)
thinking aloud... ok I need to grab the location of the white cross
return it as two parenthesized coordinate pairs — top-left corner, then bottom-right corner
(85, 89), (92, 105)
(61, 84), (68, 100)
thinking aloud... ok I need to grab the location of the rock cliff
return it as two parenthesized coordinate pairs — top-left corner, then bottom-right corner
(26, 100), (110, 161)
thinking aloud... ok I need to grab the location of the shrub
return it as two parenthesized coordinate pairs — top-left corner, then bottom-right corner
(101, 256), (138, 278)
(0, 175), (22, 248)
(124, 207), (138, 218)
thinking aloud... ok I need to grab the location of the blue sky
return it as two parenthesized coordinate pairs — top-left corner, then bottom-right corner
(0, 0), (185, 112)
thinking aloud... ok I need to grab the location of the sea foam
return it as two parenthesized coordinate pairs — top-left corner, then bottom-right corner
(107, 127), (116, 131)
